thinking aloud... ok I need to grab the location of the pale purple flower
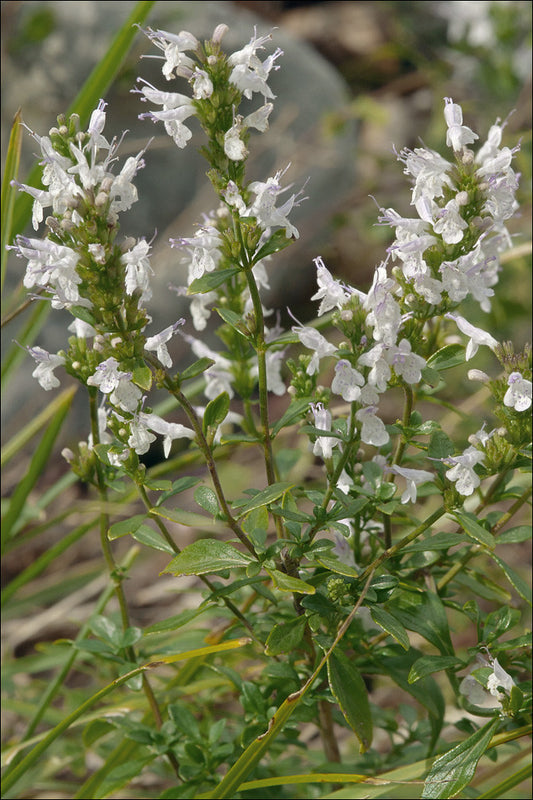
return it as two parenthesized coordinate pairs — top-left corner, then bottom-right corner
(144, 320), (185, 368)
(136, 412), (195, 458)
(28, 346), (65, 390)
(445, 446), (485, 495)
(364, 266), (402, 346)
(228, 29), (282, 100)
(431, 198), (468, 244)
(171, 225), (222, 282)
(122, 239), (153, 302)
(310, 402), (338, 459)
(247, 168), (305, 239)
(142, 28), (198, 81)
(311, 256), (352, 316)
(503, 372), (532, 412)
(224, 119), (248, 161)
(291, 321), (337, 376)
(331, 360), (364, 402)
(389, 465), (434, 504)
(444, 98), (478, 151)
(446, 313), (498, 360)
(356, 406), (389, 447)
(386, 339), (426, 384)
(358, 344), (391, 393)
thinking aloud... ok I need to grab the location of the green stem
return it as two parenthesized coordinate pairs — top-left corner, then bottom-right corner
(137, 484), (259, 640)
(358, 506), (447, 584)
(88, 392), (180, 779)
(437, 484), (532, 591)
(162, 377), (258, 557)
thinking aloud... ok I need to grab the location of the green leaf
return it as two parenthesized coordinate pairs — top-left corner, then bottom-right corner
(402, 532), (468, 552)
(272, 398), (312, 436)
(378, 647), (445, 723)
(108, 515), (148, 540)
(452, 511), (495, 549)
(251, 228), (293, 263)
(426, 344), (465, 372)
(155, 476), (200, 506)
(130, 527), (175, 555)
(455, 569), (511, 603)
(265, 616), (307, 656)
(195, 486), (220, 516)
(328, 650), (373, 753)
(489, 552), (532, 605)
(70, 305), (97, 327)
(203, 391), (230, 432)
(162, 539), (253, 576)
(267, 569), (315, 594)
(179, 357), (215, 382)
(236, 481), (295, 517)
(421, 717), (500, 798)
(150, 505), (225, 530)
(409, 656), (464, 684)
(215, 306), (250, 337)
(314, 552), (360, 578)
(496, 525), (531, 544)
(187, 267), (240, 294)
(369, 606), (410, 650)
(389, 589), (453, 655)
(132, 364), (152, 391)
(1, 110), (22, 293)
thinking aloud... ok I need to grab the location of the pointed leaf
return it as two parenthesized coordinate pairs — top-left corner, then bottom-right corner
(422, 717), (500, 798)
(236, 482), (295, 517)
(187, 267), (240, 294)
(426, 344), (465, 372)
(369, 606), (410, 650)
(162, 538), (253, 576)
(179, 357), (215, 382)
(452, 511), (495, 549)
(489, 552), (532, 605)
(409, 655), (464, 684)
(265, 616), (307, 656)
(267, 569), (315, 594)
(1, 110), (22, 292)
(328, 651), (373, 753)
(194, 486), (220, 516)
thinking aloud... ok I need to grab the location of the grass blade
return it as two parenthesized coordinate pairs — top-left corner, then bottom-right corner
(1, 109), (22, 294)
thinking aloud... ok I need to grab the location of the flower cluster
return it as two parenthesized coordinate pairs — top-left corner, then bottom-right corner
(11, 103), (192, 469)
(288, 97), (524, 510)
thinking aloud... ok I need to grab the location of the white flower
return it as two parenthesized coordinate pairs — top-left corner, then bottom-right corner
(247, 167), (304, 239)
(87, 357), (142, 412)
(386, 339), (426, 384)
(191, 68), (213, 99)
(331, 360), (364, 402)
(224, 119), (248, 161)
(190, 291), (216, 331)
(431, 198), (468, 244)
(503, 372), (532, 412)
(244, 103), (274, 132)
(142, 28), (198, 80)
(136, 78), (196, 148)
(144, 320), (185, 368)
(389, 465), (434, 504)
(121, 239), (153, 302)
(356, 406), (389, 447)
(291, 320), (337, 375)
(27, 346), (65, 390)
(311, 256), (352, 316)
(446, 313), (498, 360)
(228, 29), (282, 100)
(68, 318), (96, 338)
(137, 412), (195, 458)
(444, 98), (478, 152)
(460, 652), (515, 710)
(445, 445), (485, 496)
(15, 235), (81, 307)
(358, 344), (391, 393)
(310, 402), (338, 460)
(364, 265), (402, 346)
(171, 224), (222, 282)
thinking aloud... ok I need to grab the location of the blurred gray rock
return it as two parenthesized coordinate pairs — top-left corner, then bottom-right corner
(2, 0), (356, 432)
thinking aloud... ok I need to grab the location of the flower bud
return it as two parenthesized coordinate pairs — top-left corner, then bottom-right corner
(467, 369), (490, 383)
